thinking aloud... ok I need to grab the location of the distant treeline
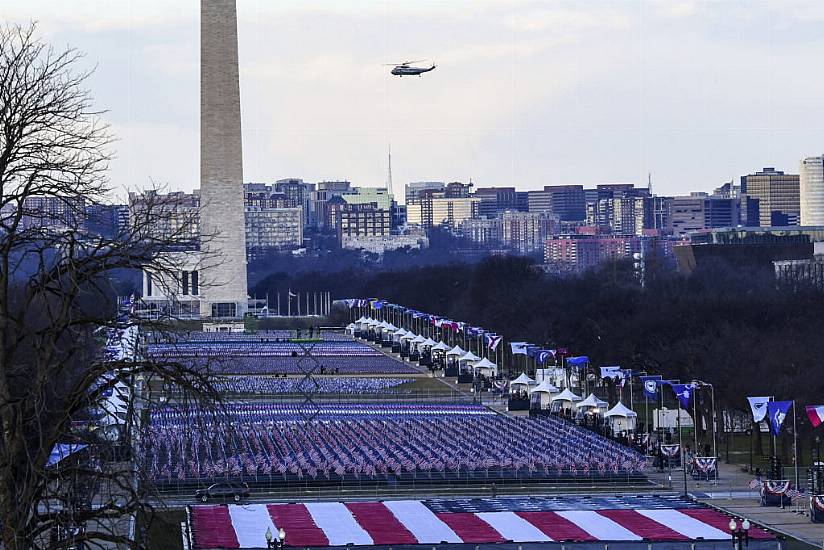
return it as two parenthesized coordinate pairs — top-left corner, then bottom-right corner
(253, 254), (824, 418)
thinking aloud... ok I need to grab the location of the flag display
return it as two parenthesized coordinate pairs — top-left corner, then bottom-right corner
(806, 405), (824, 428)
(766, 401), (793, 436)
(189, 497), (774, 548)
(747, 397), (771, 423)
(639, 375), (662, 399)
(511, 342), (528, 355)
(670, 383), (695, 410)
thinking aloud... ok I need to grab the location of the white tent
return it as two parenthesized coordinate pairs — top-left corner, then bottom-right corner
(458, 351), (481, 364)
(510, 373), (535, 395)
(400, 332), (417, 341)
(411, 335), (426, 344)
(445, 345), (465, 357)
(551, 388), (582, 402)
(530, 380), (559, 409)
(421, 338), (437, 349)
(432, 341), (450, 352)
(550, 388), (582, 413)
(576, 393), (609, 411)
(385, 323), (398, 331)
(473, 357), (498, 375)
(355, 316), (368, 324)
(393, 328), (408, 338)
(604, 402), (638, 432)
(379, 321), (390, 329)
(367, 318), (381, 326)
(531, 380), (559, 394)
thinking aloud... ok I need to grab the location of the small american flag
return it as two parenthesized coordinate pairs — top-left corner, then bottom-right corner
(748, 479), (761, 489)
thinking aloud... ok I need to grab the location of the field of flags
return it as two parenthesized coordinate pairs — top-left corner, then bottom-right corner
(143, 403), (645, 486)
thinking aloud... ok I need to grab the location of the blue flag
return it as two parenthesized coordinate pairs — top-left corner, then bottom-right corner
(639, 375), (662, 399)
(671, 383), (695, 409)
(767, 400), (793, 436)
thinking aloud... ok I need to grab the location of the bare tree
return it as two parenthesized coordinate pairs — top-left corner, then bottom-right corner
(0, 23), (217, 549)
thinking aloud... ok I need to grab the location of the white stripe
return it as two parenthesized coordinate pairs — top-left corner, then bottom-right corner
(476, 512), (552, 542)
(637, 509), (729, 540)
(227, 504), (277, 549)
(305, 502), (373, 546)
(556, 511), (642, 541)
(383, 500), (462, 543)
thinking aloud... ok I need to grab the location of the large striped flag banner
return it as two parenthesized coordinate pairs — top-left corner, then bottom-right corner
(807, 405), (824, 428)
(189, 501), (774, 548)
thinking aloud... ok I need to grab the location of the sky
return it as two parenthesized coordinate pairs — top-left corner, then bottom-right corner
(3, 0), (824, 201)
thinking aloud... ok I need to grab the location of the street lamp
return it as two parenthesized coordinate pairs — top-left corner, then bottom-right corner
(729, 518), (750, 549)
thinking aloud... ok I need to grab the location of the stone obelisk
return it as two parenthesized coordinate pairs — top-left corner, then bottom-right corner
(199, 0), (248, 318)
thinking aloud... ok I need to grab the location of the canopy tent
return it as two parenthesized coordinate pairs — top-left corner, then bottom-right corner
(345, 323), (356, 334)
(531, 380), (559, 394)
(529, 380), (559, 408)
(392, 328), (408, 339)
(509, 373), (535, 392)
(367, 318), (381, 327)
(432, 341), (450, 352)
(411, 335), (426, 344)
(379, 321), (390, 329)
(458, 351), (481, 364)
(473, 357), (498, 376)
(384, 323), (398, 332)
(604, 402), (638, 432)
(576, 393), (609, 411)
(420, 338), (437, 349)
(551, 388), (582, 402)
(400, 332), (417, 341)
(445, 345), (465, 357)
(355, 316), (368, 324)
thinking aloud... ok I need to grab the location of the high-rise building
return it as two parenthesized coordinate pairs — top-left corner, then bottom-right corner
(337, 204), (391, 245)
(129, 191), (200, 245)
(800, 155), (824, 226)
(245, 206), (303, 258)
(460, 218), (500, 247)
(670, 195), (744, 235)
(406, 194), (480, 229)
(740, 167), (800, 227)
(499, 211), (554, 254)
(544, 185), (586, 221)
(474, 187), (516, 218)
(405, 181), (444, 204)
(20, 195), (86, 231)
(199, 0), (248, 319)
(527, 190), (552, 214)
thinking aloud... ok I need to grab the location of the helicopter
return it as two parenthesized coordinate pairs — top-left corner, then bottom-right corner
(386, 60), (436, 77)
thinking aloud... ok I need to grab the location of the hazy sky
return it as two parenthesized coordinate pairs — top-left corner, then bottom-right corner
(4, 1), (824, 200)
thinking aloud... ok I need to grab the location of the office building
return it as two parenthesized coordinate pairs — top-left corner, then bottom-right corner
(337, 204), (391, 245)
(500, 211), (554, 254)
(474, 187), (517, 218)
(741, 167), (800, 227)
(406, 194), (480, 229)
(405, 181), (444, 204)
(129, 190), (200, 246)
(800, 155), (824, 226)
(245, 206), (303, 259)
(343, 187), (393, 211)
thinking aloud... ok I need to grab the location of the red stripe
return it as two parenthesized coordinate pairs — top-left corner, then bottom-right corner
(679, 508), (774, 540)
(515, 511), (596, 542)
(345, 502), (418, 544)
(267, 504), (329, 547)
(435, 513), (506, 543)
(597, 510), (689, 541)
(191, 505), (240, 549)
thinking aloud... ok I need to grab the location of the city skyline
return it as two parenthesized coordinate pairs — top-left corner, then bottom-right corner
(3, 1), (824, 200)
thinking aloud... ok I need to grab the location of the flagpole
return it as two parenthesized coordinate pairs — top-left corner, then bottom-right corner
(793, 400), (799, 490)
(693, 389), (699, 456)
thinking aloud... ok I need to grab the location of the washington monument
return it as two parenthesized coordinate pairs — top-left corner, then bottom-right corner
(199, 0), (248, 318)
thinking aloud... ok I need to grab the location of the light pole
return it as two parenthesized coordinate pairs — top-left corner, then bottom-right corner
(729, 518), (750, 549)
(265, 527), (286, 550)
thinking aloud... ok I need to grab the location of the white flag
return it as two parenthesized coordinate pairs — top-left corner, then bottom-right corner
(747, 396), (771, 423)
(510, 342), (528, 355)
